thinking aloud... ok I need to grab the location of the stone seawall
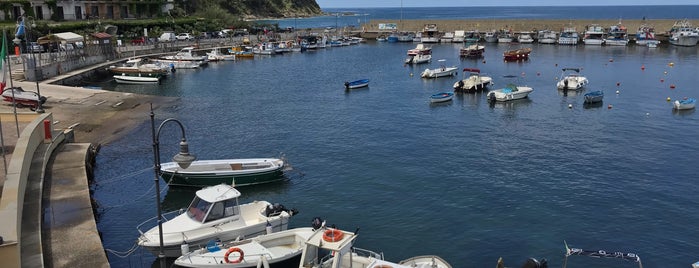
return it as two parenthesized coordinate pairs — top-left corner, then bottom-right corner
(358, 18), (693, 39)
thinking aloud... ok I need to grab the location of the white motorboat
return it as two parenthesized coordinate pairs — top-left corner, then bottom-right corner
(668, 19), (699, 47)
(113, 74), (162, 84)
(137, 184), (298, 257)
(556, 68), (589, 90)
(673, 98), (696, 110)
(487, 84), (534, 102)
(206, 49), (236, 61)
(421, 60), (458, 78)
(635, 24), (660, 46)
(582, 24), (605, 45)
(484, 30), (498, 43)
(605, 20), (629, 46)
(159, 46), (209, 66)
(298, 224), (452, 268)
(407, 43), (431, 56)
(1, 86), (47, 108)
(108, 58), (171, 76)
(174, 227), (315, 268)
(497, 30), (514, 43)
(517, 32), (534, 43)
(405, 53), (431, 64)
(453, 68), (492, 93)
(558, 27), (579, 45)
(537, 30), (558, 44)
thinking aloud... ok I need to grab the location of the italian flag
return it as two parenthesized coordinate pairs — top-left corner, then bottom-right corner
(0, 30), (7, 91)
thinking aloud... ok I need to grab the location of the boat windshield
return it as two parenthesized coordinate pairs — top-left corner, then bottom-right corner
(186, 196), (240, 223)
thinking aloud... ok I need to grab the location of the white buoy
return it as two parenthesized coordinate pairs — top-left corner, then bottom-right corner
(568, 104), (573, 109)
(616, 90), (620, 94)
(181, 243), (190, 256)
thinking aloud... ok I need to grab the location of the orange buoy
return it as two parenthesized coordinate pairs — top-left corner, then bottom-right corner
(609, 58), (614, 62)
(641, 65), (645, 70)
(660, 79), (664, 83)
(668, 62), (675, 67)
(608, 104), (613, 109)
(670, 84), (676, 89)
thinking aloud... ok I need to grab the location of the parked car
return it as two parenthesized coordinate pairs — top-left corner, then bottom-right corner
(131, 36), (146, 45)
(176, 33), (193, 40)
(159, 32), (176, 42)
(29, 42), (44, 53)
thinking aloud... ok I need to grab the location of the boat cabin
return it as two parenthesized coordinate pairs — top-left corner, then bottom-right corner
(299, 227), (383, 268)
(186, 184), (241, 223)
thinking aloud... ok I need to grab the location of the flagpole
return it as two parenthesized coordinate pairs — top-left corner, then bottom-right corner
(3, 28), (20, 136)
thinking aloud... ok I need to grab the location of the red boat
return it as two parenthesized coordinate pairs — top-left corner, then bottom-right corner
(503, 47), (531, 61)
(1, 87), (47, 108)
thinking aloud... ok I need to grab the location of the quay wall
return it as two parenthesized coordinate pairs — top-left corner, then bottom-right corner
(359, 19), (692, 39)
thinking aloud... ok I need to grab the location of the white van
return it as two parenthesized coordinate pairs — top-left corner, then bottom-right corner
(159, 32), (175, 42)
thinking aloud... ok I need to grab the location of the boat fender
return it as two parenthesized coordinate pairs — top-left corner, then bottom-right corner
(311, 217), (323, 230)
(323, 229), (344, 242)
(180, 243), (190, 256)
(262, 255), (270, 268)
(224, 247), (244, 263)
(266, 221), (273, 234)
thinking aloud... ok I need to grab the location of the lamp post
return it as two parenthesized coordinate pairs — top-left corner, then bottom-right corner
(13, 16), (43, 113)
(150, 105), (196, 268)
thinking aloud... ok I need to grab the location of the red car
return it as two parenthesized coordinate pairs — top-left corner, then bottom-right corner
(131, 36), (146, 45)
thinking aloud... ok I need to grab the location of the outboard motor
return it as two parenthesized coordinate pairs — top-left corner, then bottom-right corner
(311, 217), (323, 230)
(344, 81), (350, 89)
(265, 203), (296, 217)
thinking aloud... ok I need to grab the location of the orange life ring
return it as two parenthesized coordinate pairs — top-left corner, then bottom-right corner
(224, 247), (244, 263)
(322, 229), (344, 242)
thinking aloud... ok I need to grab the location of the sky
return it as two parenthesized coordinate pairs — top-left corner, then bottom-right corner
(314, 0), (696, 8)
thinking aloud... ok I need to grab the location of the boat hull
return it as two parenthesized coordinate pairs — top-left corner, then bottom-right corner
(345, 79), (370, 89)
(669, 36), (699, 47)
(673, 99), (696, 110)
(113, 75), (161, 84)
(430, 93), (454, 103)
(487, 86), (533, 102)
(584, 91), (604, 103)
(160, 158), (286, 187)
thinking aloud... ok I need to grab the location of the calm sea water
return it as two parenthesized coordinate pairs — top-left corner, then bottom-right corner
(265, 6), (699, 30)
(95, 12), (699, 268)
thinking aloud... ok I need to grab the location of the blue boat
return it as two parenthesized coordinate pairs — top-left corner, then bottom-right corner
(344, 79), (370, 89)
(583, 90), (604, 103)
(673, 97), (696, 110)
(429, 92), (454, 103)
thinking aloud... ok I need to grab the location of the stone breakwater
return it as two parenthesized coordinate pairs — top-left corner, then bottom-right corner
(359, 19), (695, 39)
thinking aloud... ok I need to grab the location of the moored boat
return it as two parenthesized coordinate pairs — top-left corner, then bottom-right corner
(459, 43), (485, 58)
(484, 30), (498, 43)
(487, 84), (534, 102)
(420, 60), (458, 78)
(517, 32), (534, 43)
(405, 53), (432, 64)
(158, 46), (209, 67)
(136, 184), (298, 257)
(556, 68), (589, 90)
(673, 97), (696, 110)
(584, 90), (604, 103)
(537, 30), (558, 44)
(635, 24), (660, 46)
(605, 20), (629, 46)
(503, 47), (531, 61)
(113, 74), (162, 84)
(108, 58), (171, 76)
(564, 242), (642, 268)
(160, 158), (287, 187)
(174, 227), (316, 268)
(582, 24), (605, 45)
(407, 43), (432, 56)
(345, 79), (370, 89)
(558, 27), (579, 45)
(206, 48), (236, 61)
(668, 19), (699, 47)
(429, 92), (454, 103)
(298, 224), (452, 268)
(453, 68), (492, 93)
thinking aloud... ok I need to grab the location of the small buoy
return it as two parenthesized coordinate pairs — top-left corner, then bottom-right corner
(608, 104), (613, 109)
(669, 62), (675, 67)
(641, 65), (645, 70)
(660, 79), (664, 83)
(568, 104), (573, 109)
(482, 60), (486, 64)
(409, 73), (413, 77)
(537, 72), (541, 76)
(616, 82), (621, 86)
(616, 90), (620, 94)
(521, 72), (526, 77)
(646, 112), (650, 116)
(664, 71), (668, 75)
(609, 58), (614, 62)
(666, 97), (671, 102)
(670, 84), (676, 89)
(555, 63), (558, 67)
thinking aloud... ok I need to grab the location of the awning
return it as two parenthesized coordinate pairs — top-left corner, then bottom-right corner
(37, 32), (84, 44)
(91, 32), (111, 39)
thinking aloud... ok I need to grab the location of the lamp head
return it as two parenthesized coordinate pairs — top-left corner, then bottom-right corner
(12, 37), (21, 45)
(172, 139), (196, 169)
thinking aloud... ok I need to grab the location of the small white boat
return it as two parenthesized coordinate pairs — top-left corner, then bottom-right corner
(453, 68), (492, 93)
(537, 30), (558, 44)
(556, 68), (589, 90)
(421, 60), (458, 78)
(407, 43), (432, 56)
(160, 158), (287, 187)
(137, 184), (297, 257)
(583, 24), (605, 45)
(558, 27), (579, 45)
(405, 53), (431, 64)
(487, 84), (534, 102)
(1, 86), (47, 108)
(298, 224), (452, 268)
(174, 227), (315, 268)
(113, 74), (161, 84)
(429, 92), (454, 103)
(673, 98), (696, 110)
(206, 49), (236, 61)
(605, 20), (629, 46)
(583, 90), (604, 103)
(159, 46), (209, 66)
(517, 32), (534, 43)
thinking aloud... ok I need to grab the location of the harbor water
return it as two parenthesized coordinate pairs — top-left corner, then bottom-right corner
(95, 23), (699, 268)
